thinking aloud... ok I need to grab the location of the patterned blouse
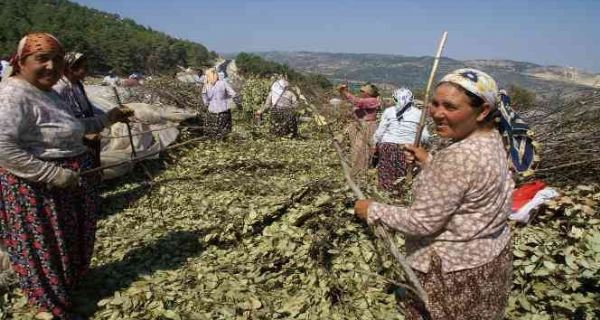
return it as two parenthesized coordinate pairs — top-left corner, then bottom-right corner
(367, 130), (514, 273)
(53, 77), (95, 119)
(201, 80), (236, 114)
(0, 77), (107, 183)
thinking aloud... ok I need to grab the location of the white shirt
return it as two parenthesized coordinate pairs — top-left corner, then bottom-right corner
(373, 105), (430, 145)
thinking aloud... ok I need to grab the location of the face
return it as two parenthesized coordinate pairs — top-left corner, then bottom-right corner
(18, 51), (64, 91)
(67, 61), (87, 83)
(428, 83), (490, 140)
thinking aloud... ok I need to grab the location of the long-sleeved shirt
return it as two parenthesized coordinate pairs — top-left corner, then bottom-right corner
(343, 92), (380, 121)
(202, 80), (236, 113)
(367, 129), (513, 273)
(0, 77), (108, 183)
(262, 90), (298, 112)
(373, 105), (430, 145)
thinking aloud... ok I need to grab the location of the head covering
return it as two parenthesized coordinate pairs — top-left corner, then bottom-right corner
(10, 33), (64, 75)
(64, 52), (85, 69)
(271, 79), (289, 105)
(359, 83), (379, 97)
(439, 68), (498, 109)
(204, 68), (218, 86)
(392, 87), (413, 109)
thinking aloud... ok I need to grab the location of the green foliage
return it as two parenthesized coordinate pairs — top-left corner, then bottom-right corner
(508, 84), (537, 109)
(240, 76), (272, 116)
(0, 0), (217, 74)
(236, 52), (332, 90)
(507, 185), (600, 319)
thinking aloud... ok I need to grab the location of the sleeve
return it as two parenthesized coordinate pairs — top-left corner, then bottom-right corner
(343, 92), (379, 110)
(225, 82), (236, 99)
(0, 96), (63, 183)
(79, 113), (109, 133)
(366, 149), (471, 237)
(373, 110), (390, 144)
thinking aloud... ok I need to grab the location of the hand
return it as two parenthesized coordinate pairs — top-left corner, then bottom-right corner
(50, 168), (80, 189)
(83, 133), (101, 142)
(337, 84), (348, 93)
(354, 199), (372, 221)
(404, 145), (429, 166)
(107, 106), (134, 124)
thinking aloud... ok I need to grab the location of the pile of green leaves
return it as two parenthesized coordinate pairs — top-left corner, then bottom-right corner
(240, 77), (272, 117)
(507, 185), (600, 320)
(1, 88), (598, 319)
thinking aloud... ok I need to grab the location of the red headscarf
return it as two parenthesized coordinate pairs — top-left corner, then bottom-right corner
(9, 33), (64, 75)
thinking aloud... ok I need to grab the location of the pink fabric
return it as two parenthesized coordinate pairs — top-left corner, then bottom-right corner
(343, 92), (380, 121)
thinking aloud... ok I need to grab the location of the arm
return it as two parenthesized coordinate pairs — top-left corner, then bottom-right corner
(343, 91), (380, 110)
(201, 86), (210, 106)
(259, 92), (273, 113)
(366, 150), (471, 237)
(79, 113), (110, 133)
(224, 81), (237, 99)
(0, 98), (65, 184)
(373, 110), (391, 144)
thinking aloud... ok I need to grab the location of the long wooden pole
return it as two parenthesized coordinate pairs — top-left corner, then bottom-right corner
(293, 89), (428, 305)
(407, 31), (448, 182)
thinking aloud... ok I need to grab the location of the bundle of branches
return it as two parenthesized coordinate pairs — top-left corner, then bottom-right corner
(524, 90), (600, 183)
(126, 77), (205, 113)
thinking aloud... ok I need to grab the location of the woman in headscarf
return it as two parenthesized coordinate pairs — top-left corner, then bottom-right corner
(372, 88), (430, 195)
(354, 69), (513, 320)
(0, 33), (132, 319)
(338, 83), (381, 178)
(201, 68), (237, 139)
(54, 52), (102, 170)
(256, 78), (299, 137)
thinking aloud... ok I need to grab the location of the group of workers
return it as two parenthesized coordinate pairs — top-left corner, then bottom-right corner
(0, 32), (517, 320)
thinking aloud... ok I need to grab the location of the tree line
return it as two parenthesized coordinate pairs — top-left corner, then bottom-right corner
(0, 0), (217, 75)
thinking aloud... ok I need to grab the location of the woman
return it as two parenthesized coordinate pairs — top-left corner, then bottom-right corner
(338, 83), (381, 178)
(201, 68), (237, 139)
(54, 52), (102, 169)
(0, 33), (131, 319)
(372, 88), (430, 194)
(256, 79), (299, 137)
(355, 69), (513, 320)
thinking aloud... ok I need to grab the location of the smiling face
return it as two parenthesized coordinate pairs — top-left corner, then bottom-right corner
(17, 51), (64, 91)
(428, 82), (491, 140)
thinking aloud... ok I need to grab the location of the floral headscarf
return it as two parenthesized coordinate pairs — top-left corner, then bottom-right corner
(64, 52), (85, 69)
(439, 68), (499, 109)
(10, 33), (64, 75)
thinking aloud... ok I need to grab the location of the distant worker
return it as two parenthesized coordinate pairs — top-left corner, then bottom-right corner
(54, 52), (102, 170)
(256, 78), (299, 137)
(338, 83), (381, 177)
(372, 88), (429, 194)
(201, 68), (237, 139)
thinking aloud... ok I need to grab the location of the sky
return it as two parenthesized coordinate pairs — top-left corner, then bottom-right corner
(73, 0), (600, 73)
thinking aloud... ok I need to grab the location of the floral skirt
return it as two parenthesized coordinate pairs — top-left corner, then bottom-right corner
(205, 110), (232, 139)
(402, 244), (512, 320)
(376, 143), (407, 194)
(0, 153), (98, 319)
(270, 108), (298, 137)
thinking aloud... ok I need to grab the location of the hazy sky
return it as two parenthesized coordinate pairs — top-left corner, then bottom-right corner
(74, 0), (600, 72)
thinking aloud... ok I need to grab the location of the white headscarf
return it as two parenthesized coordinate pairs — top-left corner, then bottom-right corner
(392, 87), (413, 110)
(271, 79), (289, 105)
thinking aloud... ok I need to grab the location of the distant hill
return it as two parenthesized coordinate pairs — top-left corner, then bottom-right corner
(0, 0), (217, 74)
(254, 51), (599, 98)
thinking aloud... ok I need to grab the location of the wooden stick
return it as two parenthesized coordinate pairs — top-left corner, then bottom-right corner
(407, 31), (448, 182)
(112, 87), (137, 158)
(293, 90), (429, 305)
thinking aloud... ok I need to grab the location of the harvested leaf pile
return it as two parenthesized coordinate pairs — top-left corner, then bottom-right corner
(1, 80), (599, 320)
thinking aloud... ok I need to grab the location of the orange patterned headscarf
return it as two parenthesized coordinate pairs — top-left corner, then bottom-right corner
(10, 33), (64, 75)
